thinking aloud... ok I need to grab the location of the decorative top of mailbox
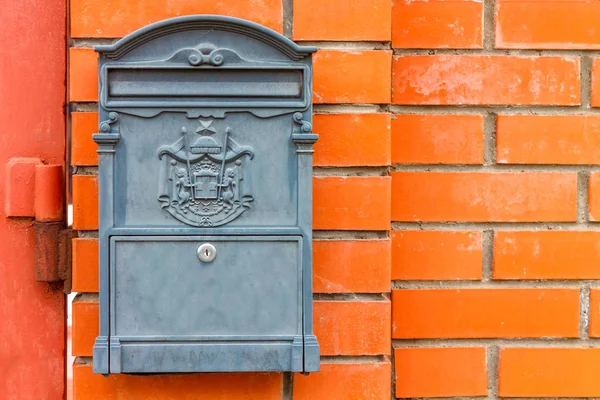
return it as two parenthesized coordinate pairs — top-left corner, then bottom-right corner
(95, 15), (316, 61)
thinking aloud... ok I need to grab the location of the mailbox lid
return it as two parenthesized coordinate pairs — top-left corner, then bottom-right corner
(110, 235), (303, 337)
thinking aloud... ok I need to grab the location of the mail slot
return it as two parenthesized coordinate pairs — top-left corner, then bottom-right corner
(92, 15), (319, 374)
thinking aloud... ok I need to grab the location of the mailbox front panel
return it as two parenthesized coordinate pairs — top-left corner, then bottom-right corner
(92, 15), (319, 374)
(111, 236), (302, 337)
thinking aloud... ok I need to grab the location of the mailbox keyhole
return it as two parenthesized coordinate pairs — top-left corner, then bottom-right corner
(197, 243), (217, 263)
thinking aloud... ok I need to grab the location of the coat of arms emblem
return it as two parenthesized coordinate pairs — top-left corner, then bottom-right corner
(157, 119), (254, 226)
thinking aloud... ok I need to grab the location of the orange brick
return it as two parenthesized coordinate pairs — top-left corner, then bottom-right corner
(70, 0), (283, 37)
(72, 175), (98, 230)
(293, 0), (391, 41)
(589, 289), (600, 337)
(497, 0), (600, 49)
(391, 172), (577, 222)
(497, 115), (600, 164)
(314, 176), (391, 230)
(294, 362), (391, 400)
(72, 301), (98, 357)
(392, 288), (580, 338)
(494, 231), (600, 280)
(395, 347), (487, 398)
(69, 48), (97, 102)
(313, 240), (390, 293)
(72, 238), (98, 293)
(499, 348), (600, 397)
(593, 59), (600, 107)
(313, 50), (391, 104)
(313, 113), (391, 167)
(589, 172), (600, 220)
(71, 112), (98, 166)
(392, 55), (580, 105)
(392, 114), (484, 164)
(73, 362), (282, 399)
(391, 230), (482, 280)
(314, 301), (390, 356)
(392, 0), (483, 49)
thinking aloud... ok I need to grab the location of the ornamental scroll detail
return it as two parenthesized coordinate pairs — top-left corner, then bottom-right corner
(157, 119), (254, 227)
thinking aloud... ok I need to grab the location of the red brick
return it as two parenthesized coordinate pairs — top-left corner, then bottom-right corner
(593, 59), (600, 107)
(392, 0), (483, 49)
(497, 115), (600, 164)
(314, 50), (391, 104)
(293, 362), (391, 400)
(293, 0), (391, 41)
(72, 175), (98, 230)
(392, 55), (580, 105)
(589, 172), (600, 221)
(497, 0), (600, 49)
(494, 231), (600, 280)
(499, 348), (600, 397)
(392, 288), (580, 338)
(589, 289), (600, 337)
(392, 114), (484, 164)
(315, 301), (390, 356)
(71, 112), (98, 166)
(395, 347), (487, 398)
(70, 0), (283, 37)
(314, 176), (391, 230)
(73, 362), (282, 399)
(391, 230), (482, 280)
(72, 238), (98, 293)
(391, 172), (577, 222)
(313, 114), (391, 167)
(69, 48), (97, 102)
(72, 301), (98, 357)
(313, 240), (390, 293)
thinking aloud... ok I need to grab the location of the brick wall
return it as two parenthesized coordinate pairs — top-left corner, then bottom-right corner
(68, 0), (600, 398)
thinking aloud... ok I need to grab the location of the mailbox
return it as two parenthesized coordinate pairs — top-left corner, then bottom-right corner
(91, 15), (319, 374)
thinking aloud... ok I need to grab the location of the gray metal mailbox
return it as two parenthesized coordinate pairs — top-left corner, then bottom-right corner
(91, 15), (319, 374)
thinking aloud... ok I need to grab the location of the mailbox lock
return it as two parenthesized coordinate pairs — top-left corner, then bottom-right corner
(197, 243), (217, 263)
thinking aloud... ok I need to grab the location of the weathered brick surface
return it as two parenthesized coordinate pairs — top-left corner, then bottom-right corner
(72, 175), (98, 230)
(73, 363), (283, 399)
(496, 0), (600, 49)
(314, 176), (391, 230)
(72, 301), (98, 357)
(497, 115), (600, 164)
(499, 348), (600, 397)
(293, 362), (391, 400)
(494, 231), (600, 280)
(313, 50), (391, 104)
(392, 114), (484, 164)
(392, 172), (578, 222)
(313, 113), (391, 167)
(72, 238), (99, 293)
(395, 347), (487, 398)
(392, 0), (483, 49)
(392, 288), (580, 339)
(69, 48), (97, 102)
(313, 240), (390, 293)
(294, 0), (391, 41)
(71, 112), (98, 166)
(70, 0), (283, 37)
(314, 301), (390, 356)
(67, 1), (600, 398)
(391, 230), (483, 280)
(392, 55), (580, 105)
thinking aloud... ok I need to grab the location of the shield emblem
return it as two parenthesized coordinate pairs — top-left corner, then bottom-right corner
(193, 169), (219, 199)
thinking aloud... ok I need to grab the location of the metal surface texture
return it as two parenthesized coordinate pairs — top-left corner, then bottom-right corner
(92, 15), (319, 374)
